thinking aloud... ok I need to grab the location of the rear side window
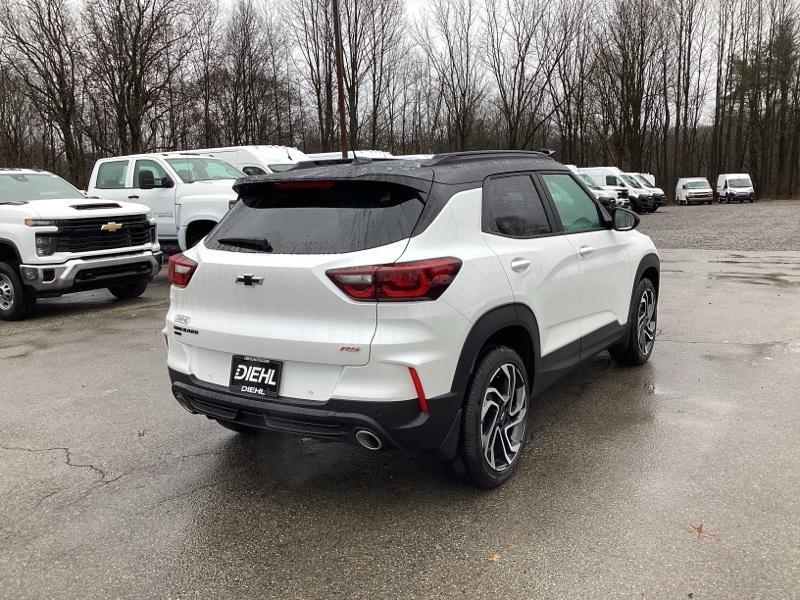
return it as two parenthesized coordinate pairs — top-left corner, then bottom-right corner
(206, 181), (424, 254)
(482, 174), (551, 237)
(95, 161), (128, 189)
(541, 173), (601, 233)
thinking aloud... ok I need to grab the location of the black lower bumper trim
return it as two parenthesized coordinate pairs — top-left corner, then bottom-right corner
(169, 369), (463, 457)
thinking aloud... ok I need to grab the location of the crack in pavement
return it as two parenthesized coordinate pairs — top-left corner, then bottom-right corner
(0, 445), (109, 481)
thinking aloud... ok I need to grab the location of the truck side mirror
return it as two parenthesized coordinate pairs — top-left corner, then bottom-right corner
(138, 170), (155, 190)
(162, 175), (175, 189)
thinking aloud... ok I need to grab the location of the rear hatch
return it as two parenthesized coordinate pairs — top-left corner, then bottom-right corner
(172, 179), (427, 399)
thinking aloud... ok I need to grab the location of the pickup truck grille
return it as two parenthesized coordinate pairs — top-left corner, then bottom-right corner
(55, 215), (151, 253)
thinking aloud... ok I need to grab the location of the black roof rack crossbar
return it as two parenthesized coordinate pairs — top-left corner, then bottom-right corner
(422, 150), (555, 167)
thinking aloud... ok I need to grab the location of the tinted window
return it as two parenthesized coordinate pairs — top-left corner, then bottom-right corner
(606, 175), (620, 186)
(482, 174), (551, 237)
(541, 174), (602, 233)
(242, 166), (267, 176)
(206, 181), (424, 254)
(95, 160), (128, 189)
(133, 159), (169, 188)
(0, 173), (84, 202)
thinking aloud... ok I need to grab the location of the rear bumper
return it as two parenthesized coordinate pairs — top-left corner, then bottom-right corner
(168, 368), (463, 458)
(20, 250), (162, 294)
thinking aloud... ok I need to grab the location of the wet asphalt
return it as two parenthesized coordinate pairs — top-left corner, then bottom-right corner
(1, 209), (800, 598)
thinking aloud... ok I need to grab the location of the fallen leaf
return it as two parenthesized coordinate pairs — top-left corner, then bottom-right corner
(690, 522), (715, 540)
(486, 552), (501, 562)
(137, 430), (146, 437)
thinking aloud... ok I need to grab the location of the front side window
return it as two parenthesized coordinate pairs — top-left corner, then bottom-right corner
(482, 174), (551, 238)
(133, 159), (170, 188)
(0, 173), (84, 202)
(166, 158), (243, 182)
(541, 173), (602, 233)
(95, 160), (129, 189)
(606, 175), (620, 186)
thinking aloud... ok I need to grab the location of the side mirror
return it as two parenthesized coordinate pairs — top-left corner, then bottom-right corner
(682, 184), (686, 189)
(613, 208), (640, 231)
(138, 170), (155, 189)
(162, 175), (175, 189)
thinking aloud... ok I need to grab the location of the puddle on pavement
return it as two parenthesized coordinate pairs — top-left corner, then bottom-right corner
(707, 272), (799, 287)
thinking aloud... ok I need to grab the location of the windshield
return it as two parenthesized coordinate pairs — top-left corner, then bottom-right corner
(0, 173), (84, 202)
(166, 158), (243, 183)
(621, 174), (643, 188)
(730, 178), (752, 188)
(633, 174), (652, 188)
(578, 173), (599, 189)
(268, 163), (299, 173)
(686, 180), (711, 189)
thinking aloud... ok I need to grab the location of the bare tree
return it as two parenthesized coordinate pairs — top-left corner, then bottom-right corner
(0, 0), (86, 182)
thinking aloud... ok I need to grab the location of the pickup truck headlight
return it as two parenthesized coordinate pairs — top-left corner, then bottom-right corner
(25, 219), (56, 227)
(35, 233), (58, 256)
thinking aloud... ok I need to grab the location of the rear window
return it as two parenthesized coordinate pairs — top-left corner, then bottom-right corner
(206, 181), (424, 254)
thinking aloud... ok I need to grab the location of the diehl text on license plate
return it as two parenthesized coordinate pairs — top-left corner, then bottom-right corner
(229, 355), (282, 398)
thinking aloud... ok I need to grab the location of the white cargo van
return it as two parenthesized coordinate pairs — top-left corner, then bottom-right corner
(181, 146), (309, 176)
(676, 177), (714, 205)
(88, 153), (242, 250)
(716, 173), (755, 203)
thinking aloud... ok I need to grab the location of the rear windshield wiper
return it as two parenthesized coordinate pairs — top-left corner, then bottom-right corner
(217, 236), (273, 252)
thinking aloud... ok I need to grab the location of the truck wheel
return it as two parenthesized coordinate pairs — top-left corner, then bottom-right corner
(0, 262), (34, 321)
(108, 281), (148, 300)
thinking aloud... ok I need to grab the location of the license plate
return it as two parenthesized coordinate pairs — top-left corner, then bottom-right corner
(229, 355), (282, 398)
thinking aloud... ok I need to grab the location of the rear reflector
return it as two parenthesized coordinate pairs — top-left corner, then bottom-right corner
(408, 367), (428, 413)
(167, 253), (198, 287)
(327, 257), (462, 302)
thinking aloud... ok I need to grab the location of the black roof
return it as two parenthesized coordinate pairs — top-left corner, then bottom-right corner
(232, 150), (567, 194)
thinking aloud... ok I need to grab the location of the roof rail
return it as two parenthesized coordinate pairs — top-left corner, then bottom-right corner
(290, 157), (397, 171)
(422, 150), (555, 167)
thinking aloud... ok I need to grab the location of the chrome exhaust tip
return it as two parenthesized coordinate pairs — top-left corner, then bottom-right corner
(173, 392), (196, 414)
(355, 429), (383, 451)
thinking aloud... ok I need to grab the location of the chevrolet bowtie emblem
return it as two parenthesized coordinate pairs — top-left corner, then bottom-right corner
(236, 274), (264, 286)
(101, 221), (123, 232)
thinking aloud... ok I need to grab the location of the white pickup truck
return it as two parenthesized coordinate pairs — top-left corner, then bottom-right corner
(0, 168), (161, 320)
(87, 153), (242, 250)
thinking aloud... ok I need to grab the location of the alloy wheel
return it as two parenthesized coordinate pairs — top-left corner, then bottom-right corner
(0, 273), (14, 311)
(480, 363), (527, 472)
(637, 288), (656, 355)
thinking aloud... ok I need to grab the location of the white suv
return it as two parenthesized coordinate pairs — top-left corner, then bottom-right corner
(164, 151), (660, 487)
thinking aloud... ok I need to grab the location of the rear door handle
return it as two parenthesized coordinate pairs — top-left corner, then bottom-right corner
(128, 195), (140, 199)
(578, 246), (594, 258)
(510, 257), (531, 272)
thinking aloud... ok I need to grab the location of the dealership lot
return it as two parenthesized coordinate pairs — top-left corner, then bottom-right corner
(1, 205), (799, 598)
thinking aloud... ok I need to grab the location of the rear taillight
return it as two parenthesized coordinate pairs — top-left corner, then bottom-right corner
(168, 253), (197, 288)
(327, 257), (462, 302)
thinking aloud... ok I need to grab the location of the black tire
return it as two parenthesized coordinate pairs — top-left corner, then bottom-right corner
(459, 346), (529, 488)
(749, 198), (754, 203)
(0, 261), (35, 321)
(649, 205), (659, 213)
(609, 278), (657, 366)
(215, 419), (265, 436)
(108, 281), (148, 300)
